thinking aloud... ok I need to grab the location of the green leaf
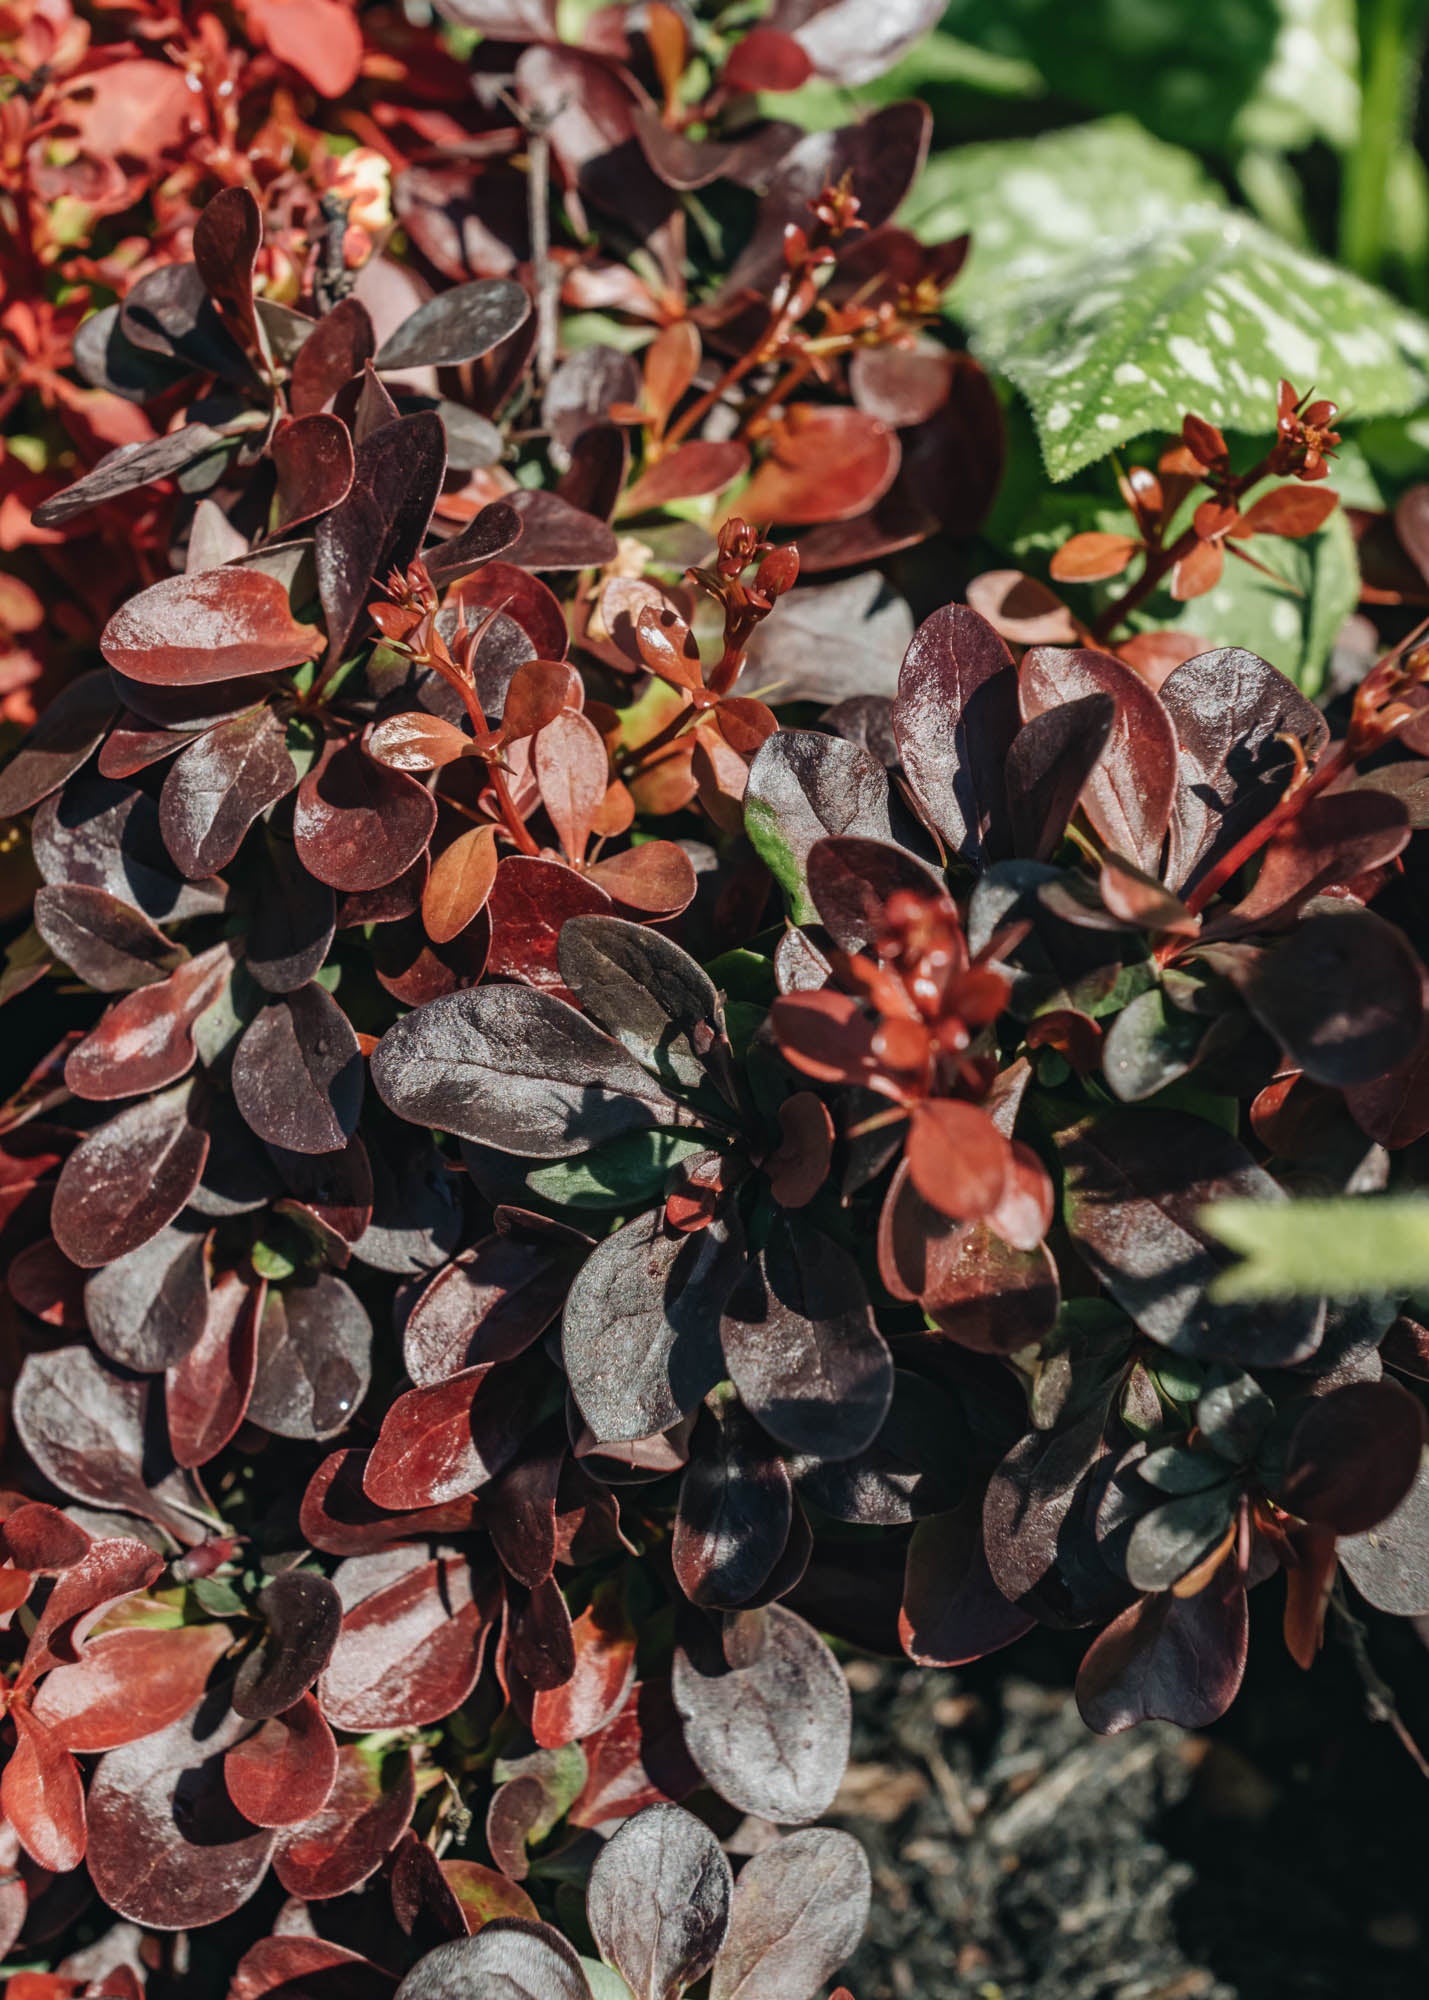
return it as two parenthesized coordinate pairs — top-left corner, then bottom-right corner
(905, 118), (1225, 325)
(977, 206), (1428, 480)
(1137, 504), (1361, 699)
(524, 1130), (710, 1209)
(582, 1965), (637, 2000)
(934, 0), (1357, 153)
(1204, 1197), (1429, 1299)
(910, 120), (1429, 481)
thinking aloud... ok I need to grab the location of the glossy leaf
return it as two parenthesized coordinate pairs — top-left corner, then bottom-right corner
(223, 1694), (338, 1827)
(233, 1571), (343, 1720)
(86, 1696), (276, 1928)
(892, 603), (1019, 864)
(101, 569), (318, 686)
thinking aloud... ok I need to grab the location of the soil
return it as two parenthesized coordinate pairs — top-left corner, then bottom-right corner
(832, 1592), (1429, 2000)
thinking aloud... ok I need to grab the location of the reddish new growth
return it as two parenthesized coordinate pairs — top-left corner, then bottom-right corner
(773, 889), (1052, 1249)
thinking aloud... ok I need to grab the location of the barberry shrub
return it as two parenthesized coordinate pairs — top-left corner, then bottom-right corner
(4, 0), (1429, 1991)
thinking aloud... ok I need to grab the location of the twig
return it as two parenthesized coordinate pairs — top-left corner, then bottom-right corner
(501, 88), (563, 390)
(1330, 1582), (1429, 1780)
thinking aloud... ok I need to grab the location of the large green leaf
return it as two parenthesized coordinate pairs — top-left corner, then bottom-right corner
(904, 118), (1226, 324)
(933, 0), (1358, 153)
(961, 202), (1429, 480)
(1204, 1197), (1429, 1298)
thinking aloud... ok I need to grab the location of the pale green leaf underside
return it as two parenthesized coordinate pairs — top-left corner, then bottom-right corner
(1204, 1198), (1429, 1299)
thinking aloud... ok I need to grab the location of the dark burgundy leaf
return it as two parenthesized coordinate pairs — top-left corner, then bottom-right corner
(564, 1208), (746, 1442)
(504, 489), (620, 570)
(674, 1403), (794, 1609)
(274, 1743), (416, 1899)
(300, 1448), (476, 1557)
(85, 1222), (208, 1371)
(623, 440), (750, 514)
(34, 883), (184, 994)
(247, 1272), (373, 1440)
(247, 836), (338, 994)
(425, 501), (524, 587)
(1004, 693), (1117, 863)
(1340, 1458), (1429, 1615)
(672, 1605), (849, 1824)
(363, 1366), (525, 1509)
(33, 775), (225, 922)
(223, 1693), (338, 1828)
(50, 1080), (209, 1267)
(1247, 907), (1424, 1086)
(373, 984), (681, 1156)
(31, 424), (231, 528)
(357, 411), (449, 575)
(101, 568), (319, 686)
(86, 1695), (276, 1928)
(1075, 1559), (1247, 1733)
(557, 913), (724, 1093)
(892, 603), (1018, 864)
(745, 729), (892, 919)
(486, 854), (611, 987)
(709, 1826), (870, 2000)
(1280, 1381), (1426, 1534)
(233, 1571), (343, 1720)
(193, 185), (263, 348)
(290, 296), (377, 416)
(354, 1115), (464, 1275)
(1057, 1109), (1323, 1365)
(900, 1501), (1037, 1667)
(294, 742), (438, 894)
(32, 1623), (232, 1752)
(720, 1215), (892, 1460)
(231, 983), (364, 1155)
(717, 102), (929, 301)
(65, 943), (233, 1100)
(742, 573), (913, 706)
(404, 1233), (583, 1383)
(0, 670), (115, 816)
(375, 278), (531, 371)
(586, 1804), (731, 2000)
(1158, 648), (1329, 893)
(921, 1226), (1061, 1355)
(7, 1238), (86, 1330)
(163, 1265), (261, 1467)
(530, 1577), (637, 1746)
(1020, 647), (1177, 875)
(543, 345), (642, 450)
(455, 561), (569, 666)
(805, 835), (943, 952)
(1229, 789), (1410, 924)
(319, 1555), (494, 1730)
(231, 1936), (394, 1999)
(272, 415), (356, 531)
